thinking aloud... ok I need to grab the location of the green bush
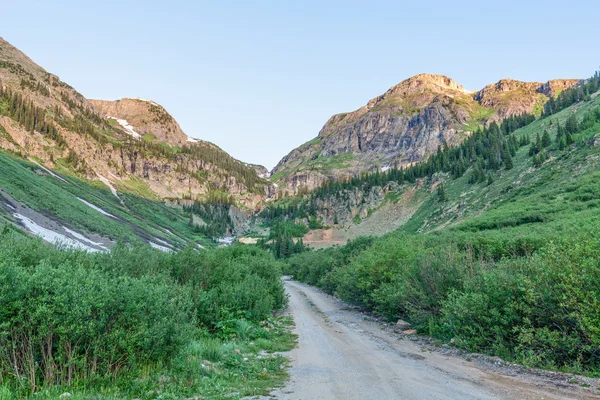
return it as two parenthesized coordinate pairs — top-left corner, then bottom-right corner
(0, 228), (287, 395)
(286, 230), (600, 373)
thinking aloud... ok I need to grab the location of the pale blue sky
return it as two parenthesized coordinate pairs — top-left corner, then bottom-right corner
(2, 1), (598, 169)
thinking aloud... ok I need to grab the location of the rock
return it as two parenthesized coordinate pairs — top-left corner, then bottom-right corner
(234, 348), (241, 354)
(271, 74), (580, 195)
(402, 329), (417, 335)
(396, 319), (411, 330)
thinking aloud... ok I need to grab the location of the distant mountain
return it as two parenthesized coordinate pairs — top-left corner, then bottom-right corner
(271, 73), (579, 195)
(0, 37), (271, 210)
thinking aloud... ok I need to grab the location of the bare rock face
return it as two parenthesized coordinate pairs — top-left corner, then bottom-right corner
(272, 74), (580, 195)
(538, 79), (581, 97)
(474, 79), (543, 120)
(90, 98), (190, 146)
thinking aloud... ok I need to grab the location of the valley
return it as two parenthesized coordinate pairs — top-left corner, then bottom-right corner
(1, 31), (600, 400)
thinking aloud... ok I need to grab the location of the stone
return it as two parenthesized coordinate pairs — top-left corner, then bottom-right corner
(403, 329), (417, 335)
(396, 319), (411, 330)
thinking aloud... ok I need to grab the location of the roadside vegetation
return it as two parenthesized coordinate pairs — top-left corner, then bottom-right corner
(285, 74), (600, 376)
(0, 227), (293, 399)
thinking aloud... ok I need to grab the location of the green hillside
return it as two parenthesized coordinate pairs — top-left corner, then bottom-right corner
(0, 150), (232, 249)
(284, 81), (600, 376)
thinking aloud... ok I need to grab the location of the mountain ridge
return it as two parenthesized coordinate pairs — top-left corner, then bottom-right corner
(0, 37), (271, 210)
(271, 73), (580, 195)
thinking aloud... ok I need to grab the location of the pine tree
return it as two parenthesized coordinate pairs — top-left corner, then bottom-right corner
(566, 131), (574, 146)
(565, 114), (579, 134)
(437, 183), (447, 202)
(541, 130), (551, 147)
(536, 133), (543, 153)
(502, 148), (513, 169)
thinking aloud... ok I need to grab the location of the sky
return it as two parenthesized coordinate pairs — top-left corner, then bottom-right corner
(2, 1), (598, 170)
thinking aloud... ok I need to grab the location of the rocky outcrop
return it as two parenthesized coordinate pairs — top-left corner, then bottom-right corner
(90, 98), (191, 146)
(246, 163), (270, 178)
(272, 74), (580, 194)
(538, 79), (581, 97)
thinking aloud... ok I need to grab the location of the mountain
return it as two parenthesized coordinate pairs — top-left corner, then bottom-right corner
(260, 72), (600, 249)
(89, 98), (193, 146)
(0, 37), (270, 210)
(271, 74), (579, 195)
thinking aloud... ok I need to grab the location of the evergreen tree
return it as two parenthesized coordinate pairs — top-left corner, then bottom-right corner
(541, 130), (551, 147)
(566, 131), (574, 146)
(437, 183), (447, 202)
(502, 148), (513, 169)
(536, 133), (543, 153)
(565, 114), (579, 134)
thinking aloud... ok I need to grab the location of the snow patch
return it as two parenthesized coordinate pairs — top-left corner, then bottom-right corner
(107, 116), (141, 139)
(149, 241), (172, 252)
(96, 173), (119, 198)
(14, 213), (99, 252)
(153, 237), (171, 247)
(381, 166), (391, 173)
(5, 203), (15, 210)
(163, 228), (176, 237)
(187, 136), (199, 143)
(77, 198), (116, 218)
(63, 227), (109, 251)
(28, 159), (69, 183)
(259, 172), (270, 179)
(217, 236), (235, 246)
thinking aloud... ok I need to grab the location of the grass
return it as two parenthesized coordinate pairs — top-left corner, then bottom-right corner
(463, 105), (496, 132)
(6, 316), (296, 400)
(0, 150), (210, 248)
(142, 133), (156, 142)
(400, 93), (600, 235)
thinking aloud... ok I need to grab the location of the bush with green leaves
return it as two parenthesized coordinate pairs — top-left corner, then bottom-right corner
(0, 227), (287, 395)
(286, 230), (600, 374)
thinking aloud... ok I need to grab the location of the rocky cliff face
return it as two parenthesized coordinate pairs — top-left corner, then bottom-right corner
(272, 74), (579, 195)
(0, 37), (270, 210)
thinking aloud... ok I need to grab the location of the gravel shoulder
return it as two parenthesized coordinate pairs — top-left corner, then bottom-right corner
(264, 280), (600, 400)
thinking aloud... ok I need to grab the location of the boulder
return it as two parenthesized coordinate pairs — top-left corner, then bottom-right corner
(396, 319), (411, 330)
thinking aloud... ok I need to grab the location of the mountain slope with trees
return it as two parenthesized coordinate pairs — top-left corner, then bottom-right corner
(0, 37), (271, 211)
(283, 72), (600, 379)
(271, 74), (579, 195)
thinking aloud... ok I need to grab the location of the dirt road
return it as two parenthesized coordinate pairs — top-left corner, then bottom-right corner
(269, 280), (598, 400)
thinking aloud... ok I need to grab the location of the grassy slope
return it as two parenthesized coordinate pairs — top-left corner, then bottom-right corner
(0, 151), (211, 248)
(399, 93), (600, 236)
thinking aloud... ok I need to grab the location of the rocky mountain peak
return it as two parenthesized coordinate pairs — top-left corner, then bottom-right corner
(474, 79), (540, 101)
(539, 79), (581, 97)
(90, 98), (191, 146)
(391, 73), (471, 95)
(271, 73), (581, 195)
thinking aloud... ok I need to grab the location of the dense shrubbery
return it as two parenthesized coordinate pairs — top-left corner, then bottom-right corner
(0, 228), (286, 396)
(286, 231), (600, 373)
